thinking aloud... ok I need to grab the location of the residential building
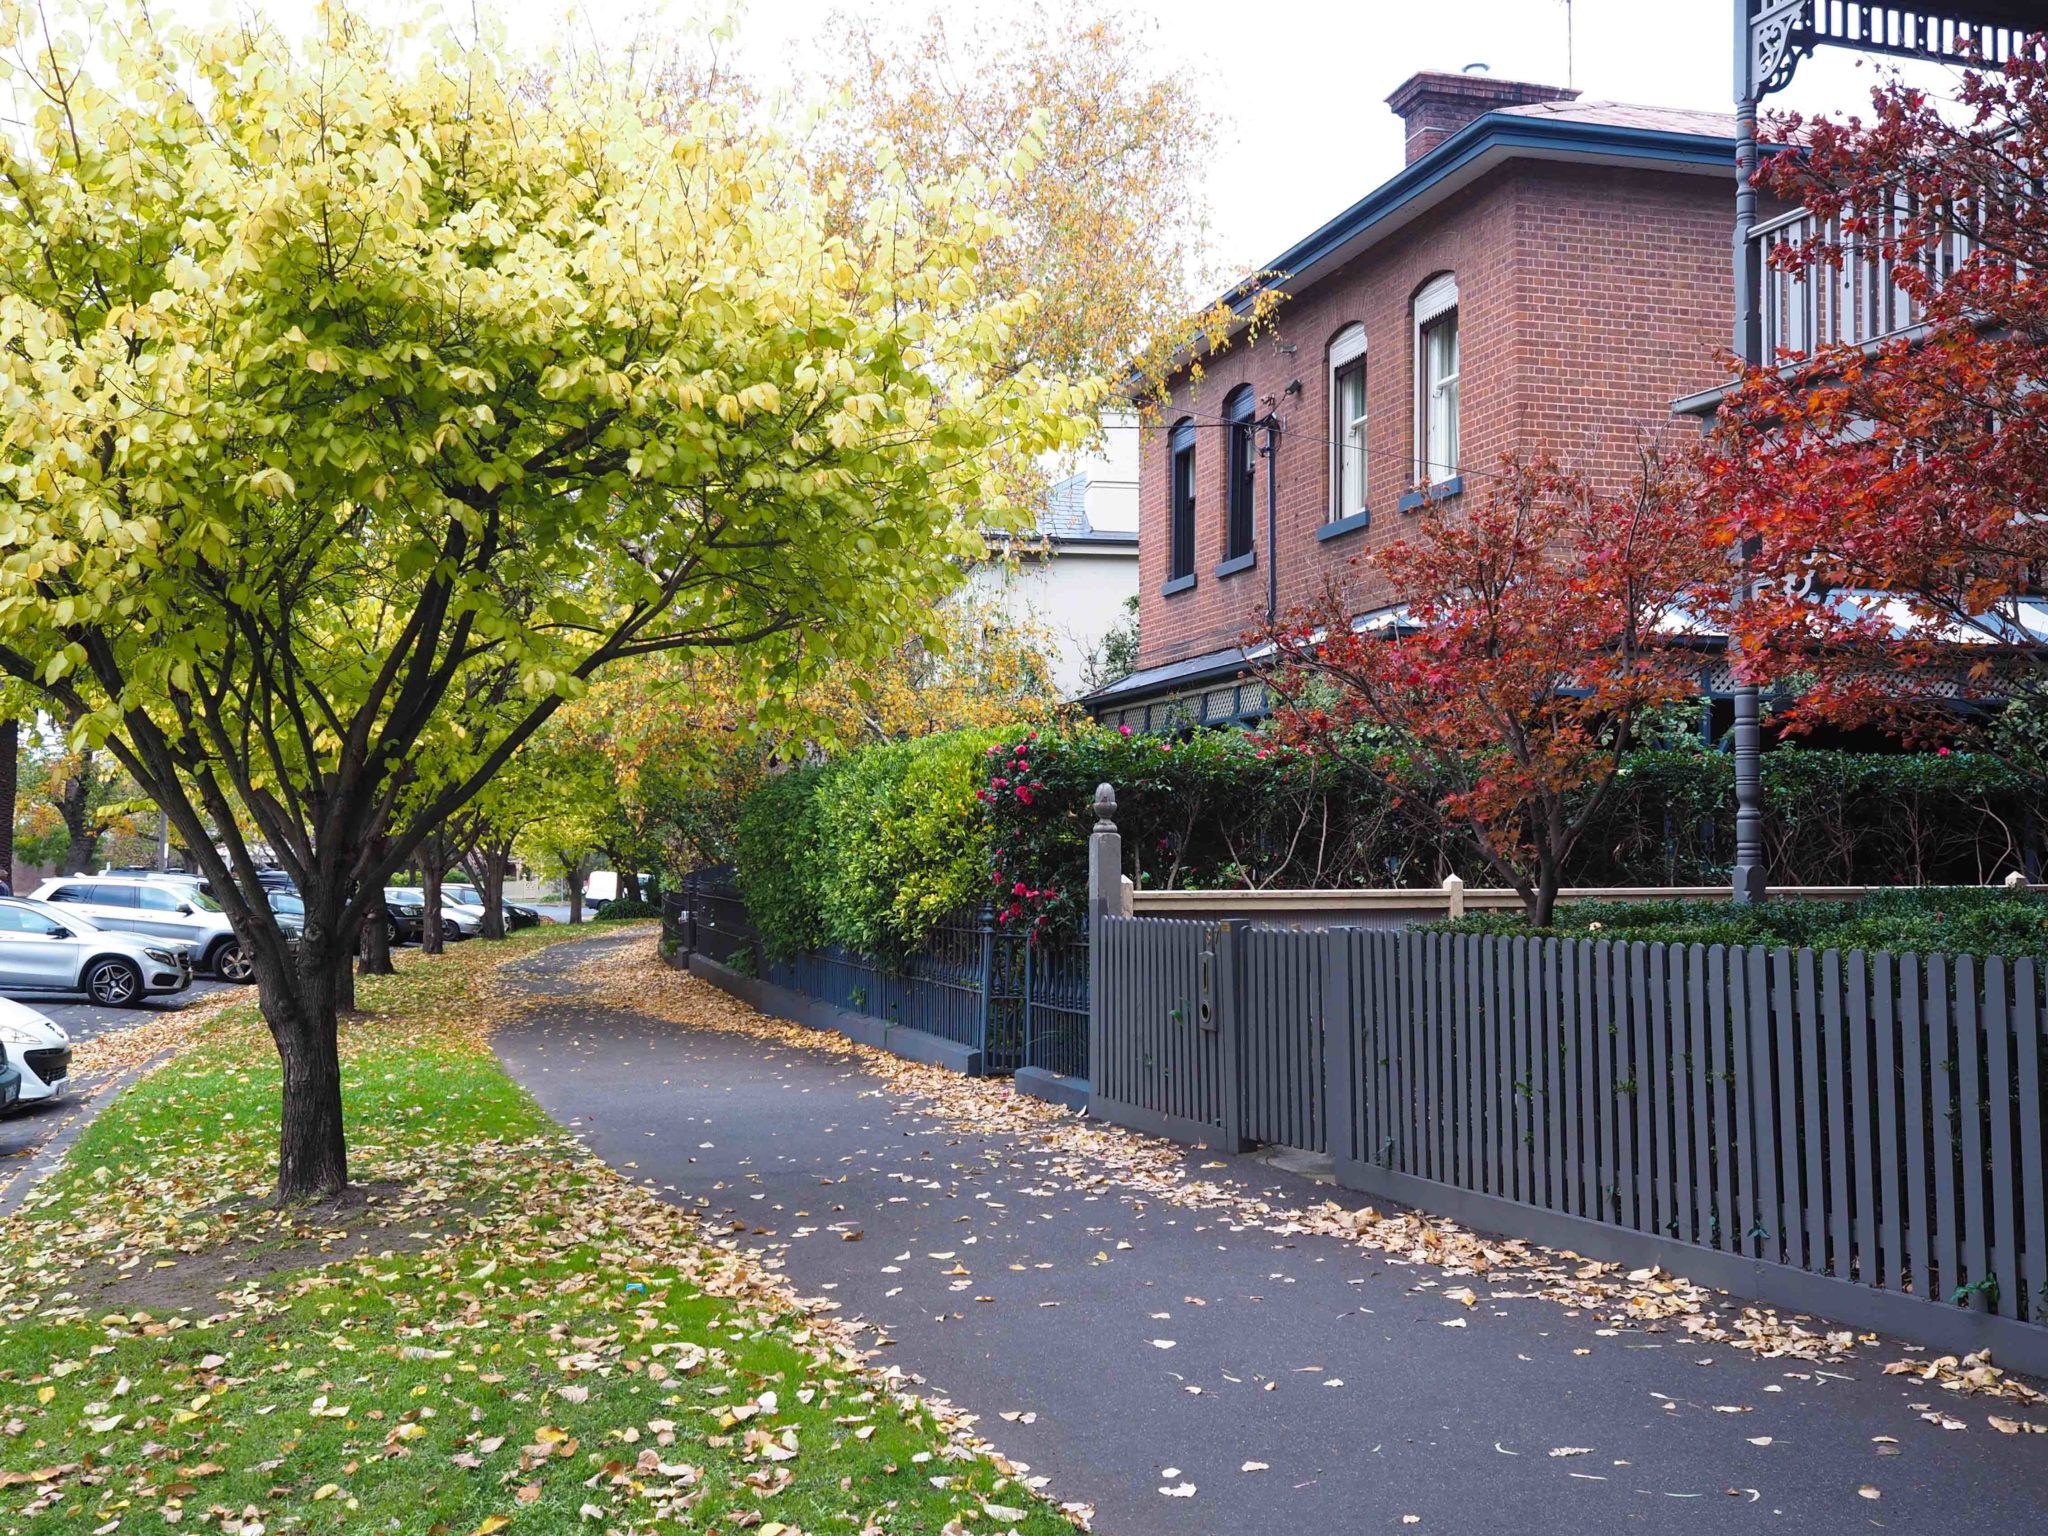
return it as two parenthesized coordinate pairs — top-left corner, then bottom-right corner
(961, 414), (1140, 699)
(1086, 68), (1745, 732)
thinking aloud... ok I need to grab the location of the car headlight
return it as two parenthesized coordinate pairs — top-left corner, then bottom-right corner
(146, 948), (177, 964)
(0, 1021), (49, 1046)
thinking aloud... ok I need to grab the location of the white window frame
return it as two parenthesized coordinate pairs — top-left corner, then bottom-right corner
(1412, 273), (1460, 487)
(1328, 324), (1368, 521)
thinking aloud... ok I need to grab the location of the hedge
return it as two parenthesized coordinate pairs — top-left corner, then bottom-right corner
(1436, 886), (2048, 959)
(734, 729), (1003, 959)
(724, 721), (2043, 952)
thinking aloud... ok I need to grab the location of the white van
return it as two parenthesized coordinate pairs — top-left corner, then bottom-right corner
(583, 870), (618, 910)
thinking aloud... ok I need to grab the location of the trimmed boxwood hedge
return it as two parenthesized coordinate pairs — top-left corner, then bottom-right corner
(1434, 886), (2048, 959)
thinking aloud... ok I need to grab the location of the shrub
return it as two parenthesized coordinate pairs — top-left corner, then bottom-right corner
(734, 764), (832, 959)
(815, 728), (1004, 955)
(593, 897), (661, 921)
(1437, 886), (2048, 959)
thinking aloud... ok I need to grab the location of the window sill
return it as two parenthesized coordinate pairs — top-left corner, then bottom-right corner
(1162, 573), (1197, 597)
(1398, 475), (1463, 513)
(1317, 508), (1372, 542)
(1214, 550), (1257, 579)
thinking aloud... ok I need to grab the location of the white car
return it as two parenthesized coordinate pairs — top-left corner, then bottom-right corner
(0, 996), (72, 1104)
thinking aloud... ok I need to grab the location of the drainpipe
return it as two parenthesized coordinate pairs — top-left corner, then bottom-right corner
(1729, 1), (1767, 907)
(1259, 413), (1282, 625)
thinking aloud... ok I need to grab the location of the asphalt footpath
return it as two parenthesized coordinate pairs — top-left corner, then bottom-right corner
(492, 936), (2048, 1536)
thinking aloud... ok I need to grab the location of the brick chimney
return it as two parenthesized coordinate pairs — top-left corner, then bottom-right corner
(1386, 68), (1580, 165)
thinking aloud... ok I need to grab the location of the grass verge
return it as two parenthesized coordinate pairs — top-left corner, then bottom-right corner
(0, 927), (1074, 1535)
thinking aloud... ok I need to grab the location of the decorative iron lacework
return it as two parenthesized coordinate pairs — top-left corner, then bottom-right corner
(1750, 1), (2033, 100)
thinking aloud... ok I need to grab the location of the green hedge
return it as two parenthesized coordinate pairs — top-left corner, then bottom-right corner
(726, 721), (2042, 952)
(593, 897), (661, 921)
(1436, 886), (2048, 959)
(734, 730), (1002, 959)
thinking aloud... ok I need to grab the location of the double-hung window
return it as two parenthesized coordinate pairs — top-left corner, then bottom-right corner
(1414, 274), (1460, 488)
(1167, 418), (1196, 587)
(1223, 385), (1257, 566)
(1329, 325), (1368, 521)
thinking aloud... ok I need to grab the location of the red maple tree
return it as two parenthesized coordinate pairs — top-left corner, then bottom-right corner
(1710, 36), (2048, 732)
(1262, 452), (1717, 926)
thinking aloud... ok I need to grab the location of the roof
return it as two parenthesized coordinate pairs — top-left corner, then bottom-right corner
(1193, 98), (1742, 341)
(1494, 99), (1738, 138)
(981, 473), (1139, 551)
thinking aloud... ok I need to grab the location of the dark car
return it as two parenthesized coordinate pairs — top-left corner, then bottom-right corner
(380, 889), (426, 945)
(444, 883), (541, 931)
(0, 1047), (20, 1114)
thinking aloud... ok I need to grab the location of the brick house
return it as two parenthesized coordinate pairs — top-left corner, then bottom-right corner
(1085, 70), (1744, 732)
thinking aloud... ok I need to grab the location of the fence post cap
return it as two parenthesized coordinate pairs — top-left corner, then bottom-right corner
(1093, 783), (1118, 830)
(1441, 874), (1465, 893)
(2004, 870), (2027, 889)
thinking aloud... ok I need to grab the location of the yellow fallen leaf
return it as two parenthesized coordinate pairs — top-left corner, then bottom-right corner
(313, 1484), (340, 1501)
(472, 1519), (511, 1536)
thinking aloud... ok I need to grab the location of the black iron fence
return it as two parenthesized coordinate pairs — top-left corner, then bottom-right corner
(668, 868), (1088, 1078)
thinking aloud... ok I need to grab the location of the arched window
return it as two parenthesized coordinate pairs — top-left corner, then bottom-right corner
(1328, 325), (1368, 521)
(1167, 417), (1196, 587)
(1412, 273), (1460, 488)
(1224, 385), (1257, 564)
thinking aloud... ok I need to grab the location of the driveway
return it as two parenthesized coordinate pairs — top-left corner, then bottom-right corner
(492, 937), (2048, 1536)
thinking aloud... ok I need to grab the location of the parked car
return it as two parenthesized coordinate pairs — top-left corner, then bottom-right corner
(0, 997), (70, 1104)
(0, 1049), (18, 1114)
(583, 870), (618, 910)
(0, 896), (194, 1006)
(444, 884), (542, 931)
(382, 888), (473, 942)
(28, 877), (254, 983)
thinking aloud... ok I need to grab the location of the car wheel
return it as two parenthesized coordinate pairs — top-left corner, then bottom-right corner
(386, 919), (402, 945)
(212, 940), (256, 983)
(85, 958), (144, 1008)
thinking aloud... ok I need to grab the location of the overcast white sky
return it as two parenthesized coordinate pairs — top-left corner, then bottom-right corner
(167, 0), (1962, 278)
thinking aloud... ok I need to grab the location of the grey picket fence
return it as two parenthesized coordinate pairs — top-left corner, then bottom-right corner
(1090, 916), (2048, 1372)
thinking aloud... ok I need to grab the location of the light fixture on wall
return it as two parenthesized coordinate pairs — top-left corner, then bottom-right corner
(1284, 379), (1303, 397)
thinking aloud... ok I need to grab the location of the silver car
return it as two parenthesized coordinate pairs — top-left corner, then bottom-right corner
(28, 877), (254, 982)
(0, 897), (193, 1008)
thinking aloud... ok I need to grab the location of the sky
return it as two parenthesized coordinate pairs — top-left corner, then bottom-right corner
(159, 0), (1964, 281)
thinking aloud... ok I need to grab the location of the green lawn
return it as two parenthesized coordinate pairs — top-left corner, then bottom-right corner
(0, 928), (1071, 1535)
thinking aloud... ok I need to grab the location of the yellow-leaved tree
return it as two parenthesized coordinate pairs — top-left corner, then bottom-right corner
(0, 1), (1097, 1199)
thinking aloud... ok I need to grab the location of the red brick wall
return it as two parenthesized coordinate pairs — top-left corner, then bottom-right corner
(1135, 161), (1736, 672)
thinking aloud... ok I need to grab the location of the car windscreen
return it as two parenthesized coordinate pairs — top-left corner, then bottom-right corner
(16, 897), (102, 933)
(270, 893), (305, 916)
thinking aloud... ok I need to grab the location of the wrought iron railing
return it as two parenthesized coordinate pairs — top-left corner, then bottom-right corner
(670, 867), (1089, 1079)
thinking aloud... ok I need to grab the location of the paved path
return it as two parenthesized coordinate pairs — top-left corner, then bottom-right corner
(493, 937), (2048, 1535)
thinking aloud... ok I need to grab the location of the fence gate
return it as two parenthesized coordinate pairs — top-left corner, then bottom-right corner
(1091, 915), (1236, 1145)
(1241, 925), (1327, 1153)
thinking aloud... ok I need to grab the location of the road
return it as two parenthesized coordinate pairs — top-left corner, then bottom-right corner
(494, 936), (2048, 1536)
(0, 976), (234, 1182)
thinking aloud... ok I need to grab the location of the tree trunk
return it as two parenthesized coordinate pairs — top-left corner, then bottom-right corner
(0, 718), (16, 891)
(358, 885), (395, 974)
(563, 854), (584, 924)
(422, 861), (445, 955)
(478, 848), (507, 939)
(60, 767), (94, 874)
(621, 867), (642, 902)
(259, 936), (349, 1203)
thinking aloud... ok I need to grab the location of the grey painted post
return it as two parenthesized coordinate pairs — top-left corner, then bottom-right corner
(975, 904), (997, 1065)
(1086, 784), (1121, 1094)
(1213, 917), (1250, 1152)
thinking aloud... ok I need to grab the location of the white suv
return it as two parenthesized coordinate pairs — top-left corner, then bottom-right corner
(28, 877), (254, 983)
